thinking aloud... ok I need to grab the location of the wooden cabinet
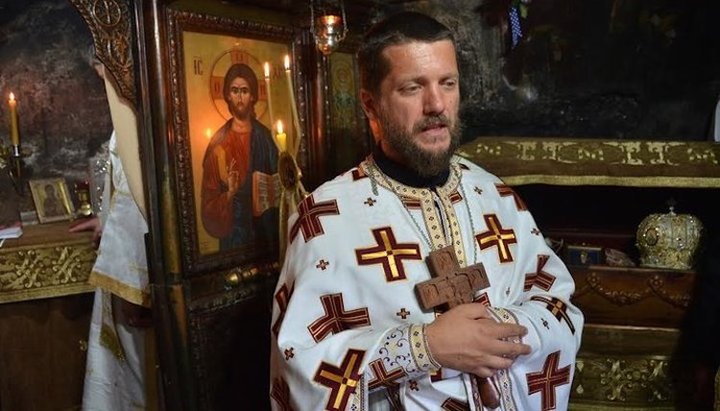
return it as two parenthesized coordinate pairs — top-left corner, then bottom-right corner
(569, 265), (696, 409)
(0, 222), (95, 410)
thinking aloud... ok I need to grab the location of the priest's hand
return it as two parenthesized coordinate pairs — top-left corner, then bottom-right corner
(425, 303), (531, 378)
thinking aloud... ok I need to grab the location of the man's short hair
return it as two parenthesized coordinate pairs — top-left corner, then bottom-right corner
(357, 11), (455, 96)
(223, 63), (259, 103)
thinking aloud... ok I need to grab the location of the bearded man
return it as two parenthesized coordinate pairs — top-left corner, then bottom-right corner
(270, 11), (583, 410)
(201, 63), (279, 252)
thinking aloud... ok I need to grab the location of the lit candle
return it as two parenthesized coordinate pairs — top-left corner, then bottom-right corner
(205, 128), (213, 139)
(275, 120), (287, 152)
(8, 92), (19, 147)
(264, 62), (275, 130)
(284, 55), (301, 154)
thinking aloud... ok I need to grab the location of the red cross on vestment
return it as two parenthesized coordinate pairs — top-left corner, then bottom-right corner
(396, 308), (410, 319)
(367, 359), (405, 390)
(530, 296), (576, 335)
(496, 183), (527, 211)
(289, 194), (339, 243)
(270, 377), (293, 411)
(356, 227), (422, 282)
(475, 214), (517, 263)
(272, 283), (294, 337)
(442, 397), (470, 411)
(448, 190), (463, 204)
(351, 168), (367, 180)
(526, 351), (571, 411)
(524, 254), (556, 291)
(316, 259), (329, 270)
(473, 292), (491, 307)
(314, 349), (365, 411)
(307, 293), (371, 342)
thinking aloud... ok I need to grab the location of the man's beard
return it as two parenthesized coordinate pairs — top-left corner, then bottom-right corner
(380, 112), (463, 178)
(228, 100), (253, 120)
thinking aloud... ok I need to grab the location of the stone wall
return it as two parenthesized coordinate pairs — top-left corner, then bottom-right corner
(0, 0), (112, 184)
(380, 0), (720, 141)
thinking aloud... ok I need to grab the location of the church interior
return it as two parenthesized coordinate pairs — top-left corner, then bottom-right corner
(0, 0), (719, 409)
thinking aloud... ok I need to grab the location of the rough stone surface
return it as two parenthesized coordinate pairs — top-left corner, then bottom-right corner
(0, 0), (112, 188)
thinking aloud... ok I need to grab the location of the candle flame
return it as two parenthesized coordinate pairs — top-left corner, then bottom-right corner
(205, 128), (212, 139)
(276, 120), (284, 134)
(8, 92), (15, 102)
(263, 62), (270, 79)
(283, 55), (291, 71)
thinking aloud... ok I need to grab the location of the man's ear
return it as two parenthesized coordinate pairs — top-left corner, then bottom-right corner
(360, 89), (377, 121)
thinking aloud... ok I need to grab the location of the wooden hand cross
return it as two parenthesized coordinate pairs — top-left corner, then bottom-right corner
(414, 246), (500, 409)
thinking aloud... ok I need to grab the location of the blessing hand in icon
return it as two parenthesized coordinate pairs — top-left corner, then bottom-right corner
(226, 158), (240, 198)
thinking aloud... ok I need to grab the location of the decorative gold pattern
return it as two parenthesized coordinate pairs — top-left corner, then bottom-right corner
(575, 272), (691, 309)
(70, 0), (137, 108)
(571, 356), (672, 406)
(0, 241), (96, 303)
(457, 138), (720, 188)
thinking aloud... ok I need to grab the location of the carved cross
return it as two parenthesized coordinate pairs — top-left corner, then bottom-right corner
(414, 245), (499, 409)
(415, 246), (490, 310)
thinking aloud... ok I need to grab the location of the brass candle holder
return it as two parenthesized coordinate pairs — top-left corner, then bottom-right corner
(74, 180), (94, 218)
(0, 143), (30, 195)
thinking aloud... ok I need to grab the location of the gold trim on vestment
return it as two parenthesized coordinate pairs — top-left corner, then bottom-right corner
(90, 270), (151, 307)
(100, 322), (126, 361)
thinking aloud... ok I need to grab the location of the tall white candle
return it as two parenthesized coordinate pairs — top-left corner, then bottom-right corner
(284, 55), (302, 155)
(263, 62), (275, 132)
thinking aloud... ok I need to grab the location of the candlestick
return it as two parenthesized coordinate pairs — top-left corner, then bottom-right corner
(284, 55), (302, 155)
(264, 62), (276, 132)
(8, 93), (20, 149)
(275, 120), (287, 152)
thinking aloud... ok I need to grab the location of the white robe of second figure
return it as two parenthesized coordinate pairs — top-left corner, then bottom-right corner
(82, 131), (150, 411)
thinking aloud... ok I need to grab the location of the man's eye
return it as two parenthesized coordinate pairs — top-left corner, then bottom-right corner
(400, 85), (420, 94)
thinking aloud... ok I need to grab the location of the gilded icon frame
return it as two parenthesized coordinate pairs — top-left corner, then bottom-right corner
(28, 177), (75, 224)
(167, 8), (303, 275)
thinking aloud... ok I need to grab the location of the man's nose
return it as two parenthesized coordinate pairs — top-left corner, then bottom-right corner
(423, 85), (445, 115)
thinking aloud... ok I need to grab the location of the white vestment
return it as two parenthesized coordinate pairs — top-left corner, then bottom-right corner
(270, 156), (583, 410)
(82, 131), (151, 411)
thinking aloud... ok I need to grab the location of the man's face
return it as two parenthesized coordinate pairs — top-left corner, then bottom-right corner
(227, 77), (255, 120)
(364, 40), (461, 176)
